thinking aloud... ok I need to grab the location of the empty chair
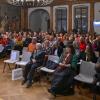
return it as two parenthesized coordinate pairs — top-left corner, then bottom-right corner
(22, 47), (28, 53)
(20, 47), (28, 58)
(94, 51), (99, 58)
(15, 51), (32, 67)
(0, 44), (4, 58)
(74, 61), (96, 84)
(40, 55), (60, 73)
(3, 50), (20, 72)
(0, 44), (4, 53)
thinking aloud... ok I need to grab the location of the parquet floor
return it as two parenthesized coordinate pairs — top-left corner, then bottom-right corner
(0, 59), (100, 100)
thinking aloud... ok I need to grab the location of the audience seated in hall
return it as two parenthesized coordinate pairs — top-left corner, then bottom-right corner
(0, 30), (100, 94)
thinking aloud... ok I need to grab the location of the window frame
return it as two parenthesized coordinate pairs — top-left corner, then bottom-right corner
(56, 7), (67, 33)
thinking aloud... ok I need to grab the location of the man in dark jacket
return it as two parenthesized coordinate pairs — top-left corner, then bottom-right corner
(23, 35), (32, 47)
(94, 57), (100, 83)
(22, 43), (46, 88)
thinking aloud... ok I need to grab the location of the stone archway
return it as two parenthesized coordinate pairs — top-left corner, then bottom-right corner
(29, 9), (50, 32)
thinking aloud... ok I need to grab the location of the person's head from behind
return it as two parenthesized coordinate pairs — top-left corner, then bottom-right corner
(58, 41), (64, 48)
(66, 45), (75, 55)
(89, 35), (92, 40)
(56, 33), (59, 38)
(65, 35), (69, 41)
(96, 57), (100, 68)
(85, 36), (90, 43)
(44, 40), (50, 47)
(36, 43), (42, 50)
(32, 37), (37, 44)
(74, 34), (78, 38)
(69, 34), (74, 41)
(34, 32), (37, 36)
(45, 35), (50, 40)
(59, 33), (63, 37)
(86, 43), (93, 54)
(80, 36), (85, 43)
(96, 35), (100, 41)
(49, 35), (54, 41)
(27, 34), (31, 38)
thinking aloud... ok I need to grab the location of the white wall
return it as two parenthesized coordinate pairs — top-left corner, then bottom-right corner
(94, 2), (100, 34)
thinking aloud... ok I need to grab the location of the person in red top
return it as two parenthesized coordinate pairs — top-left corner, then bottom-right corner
(2, 38), (8, 46)
(79, 36), (86, 52)
(79, 36), (86, 60)
(28, 37), (37, 53)
(0, 37), (3, 45)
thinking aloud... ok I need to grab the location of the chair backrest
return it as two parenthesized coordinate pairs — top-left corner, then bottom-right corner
(54, 49), (58, 56)
(22, 47), (28, 54)
(94, 51), (99, 58)
(21, 51), (31, 62)
(80, 61), (96, 78)
(59, 48), (66, 62)
(0, 44), (4, 53)
(48, 55), (60, 64)
(10, 50), (20, 61)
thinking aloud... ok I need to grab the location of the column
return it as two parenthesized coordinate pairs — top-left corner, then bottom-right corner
(20, 7), (28, 30)
(89, 2), (94, 33)
(68, 2), (72, 33)
(50, 6), (53, 32)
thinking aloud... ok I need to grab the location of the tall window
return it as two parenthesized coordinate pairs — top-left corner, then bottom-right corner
(56, 8), (67, 33)
(74, 6), (88, 33)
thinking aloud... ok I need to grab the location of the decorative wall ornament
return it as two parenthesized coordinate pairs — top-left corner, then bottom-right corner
(7, 0), (54, 7)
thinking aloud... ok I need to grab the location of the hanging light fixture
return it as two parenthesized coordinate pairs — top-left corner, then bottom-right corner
(7, 0), (54, 7)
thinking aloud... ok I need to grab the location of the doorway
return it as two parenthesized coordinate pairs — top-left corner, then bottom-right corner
(29, 9), (50, 32)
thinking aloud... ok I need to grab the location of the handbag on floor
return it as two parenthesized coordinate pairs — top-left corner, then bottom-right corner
(12, 68), (23, 80)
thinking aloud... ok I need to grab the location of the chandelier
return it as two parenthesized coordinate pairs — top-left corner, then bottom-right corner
(7, 0), (54, 7)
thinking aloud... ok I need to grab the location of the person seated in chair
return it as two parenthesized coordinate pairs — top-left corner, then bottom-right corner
(93, 57), (100, 84)
(28, 37), (37, 53)
(22, 43), (46, 88)
(48, 45), (78, 96)
(92, 57), (100, 95)
(85, 43), (97, 63)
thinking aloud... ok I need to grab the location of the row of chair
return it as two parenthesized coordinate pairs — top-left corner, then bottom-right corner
(40, 55), (100, 100)
(3, 49), (99, 84)
(3, 50), (32, 72)
(74, 61), (100, 100)
(3, 49), (97, 84)
(2, 49), (100, 100)
(3, 49), (60, 73)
